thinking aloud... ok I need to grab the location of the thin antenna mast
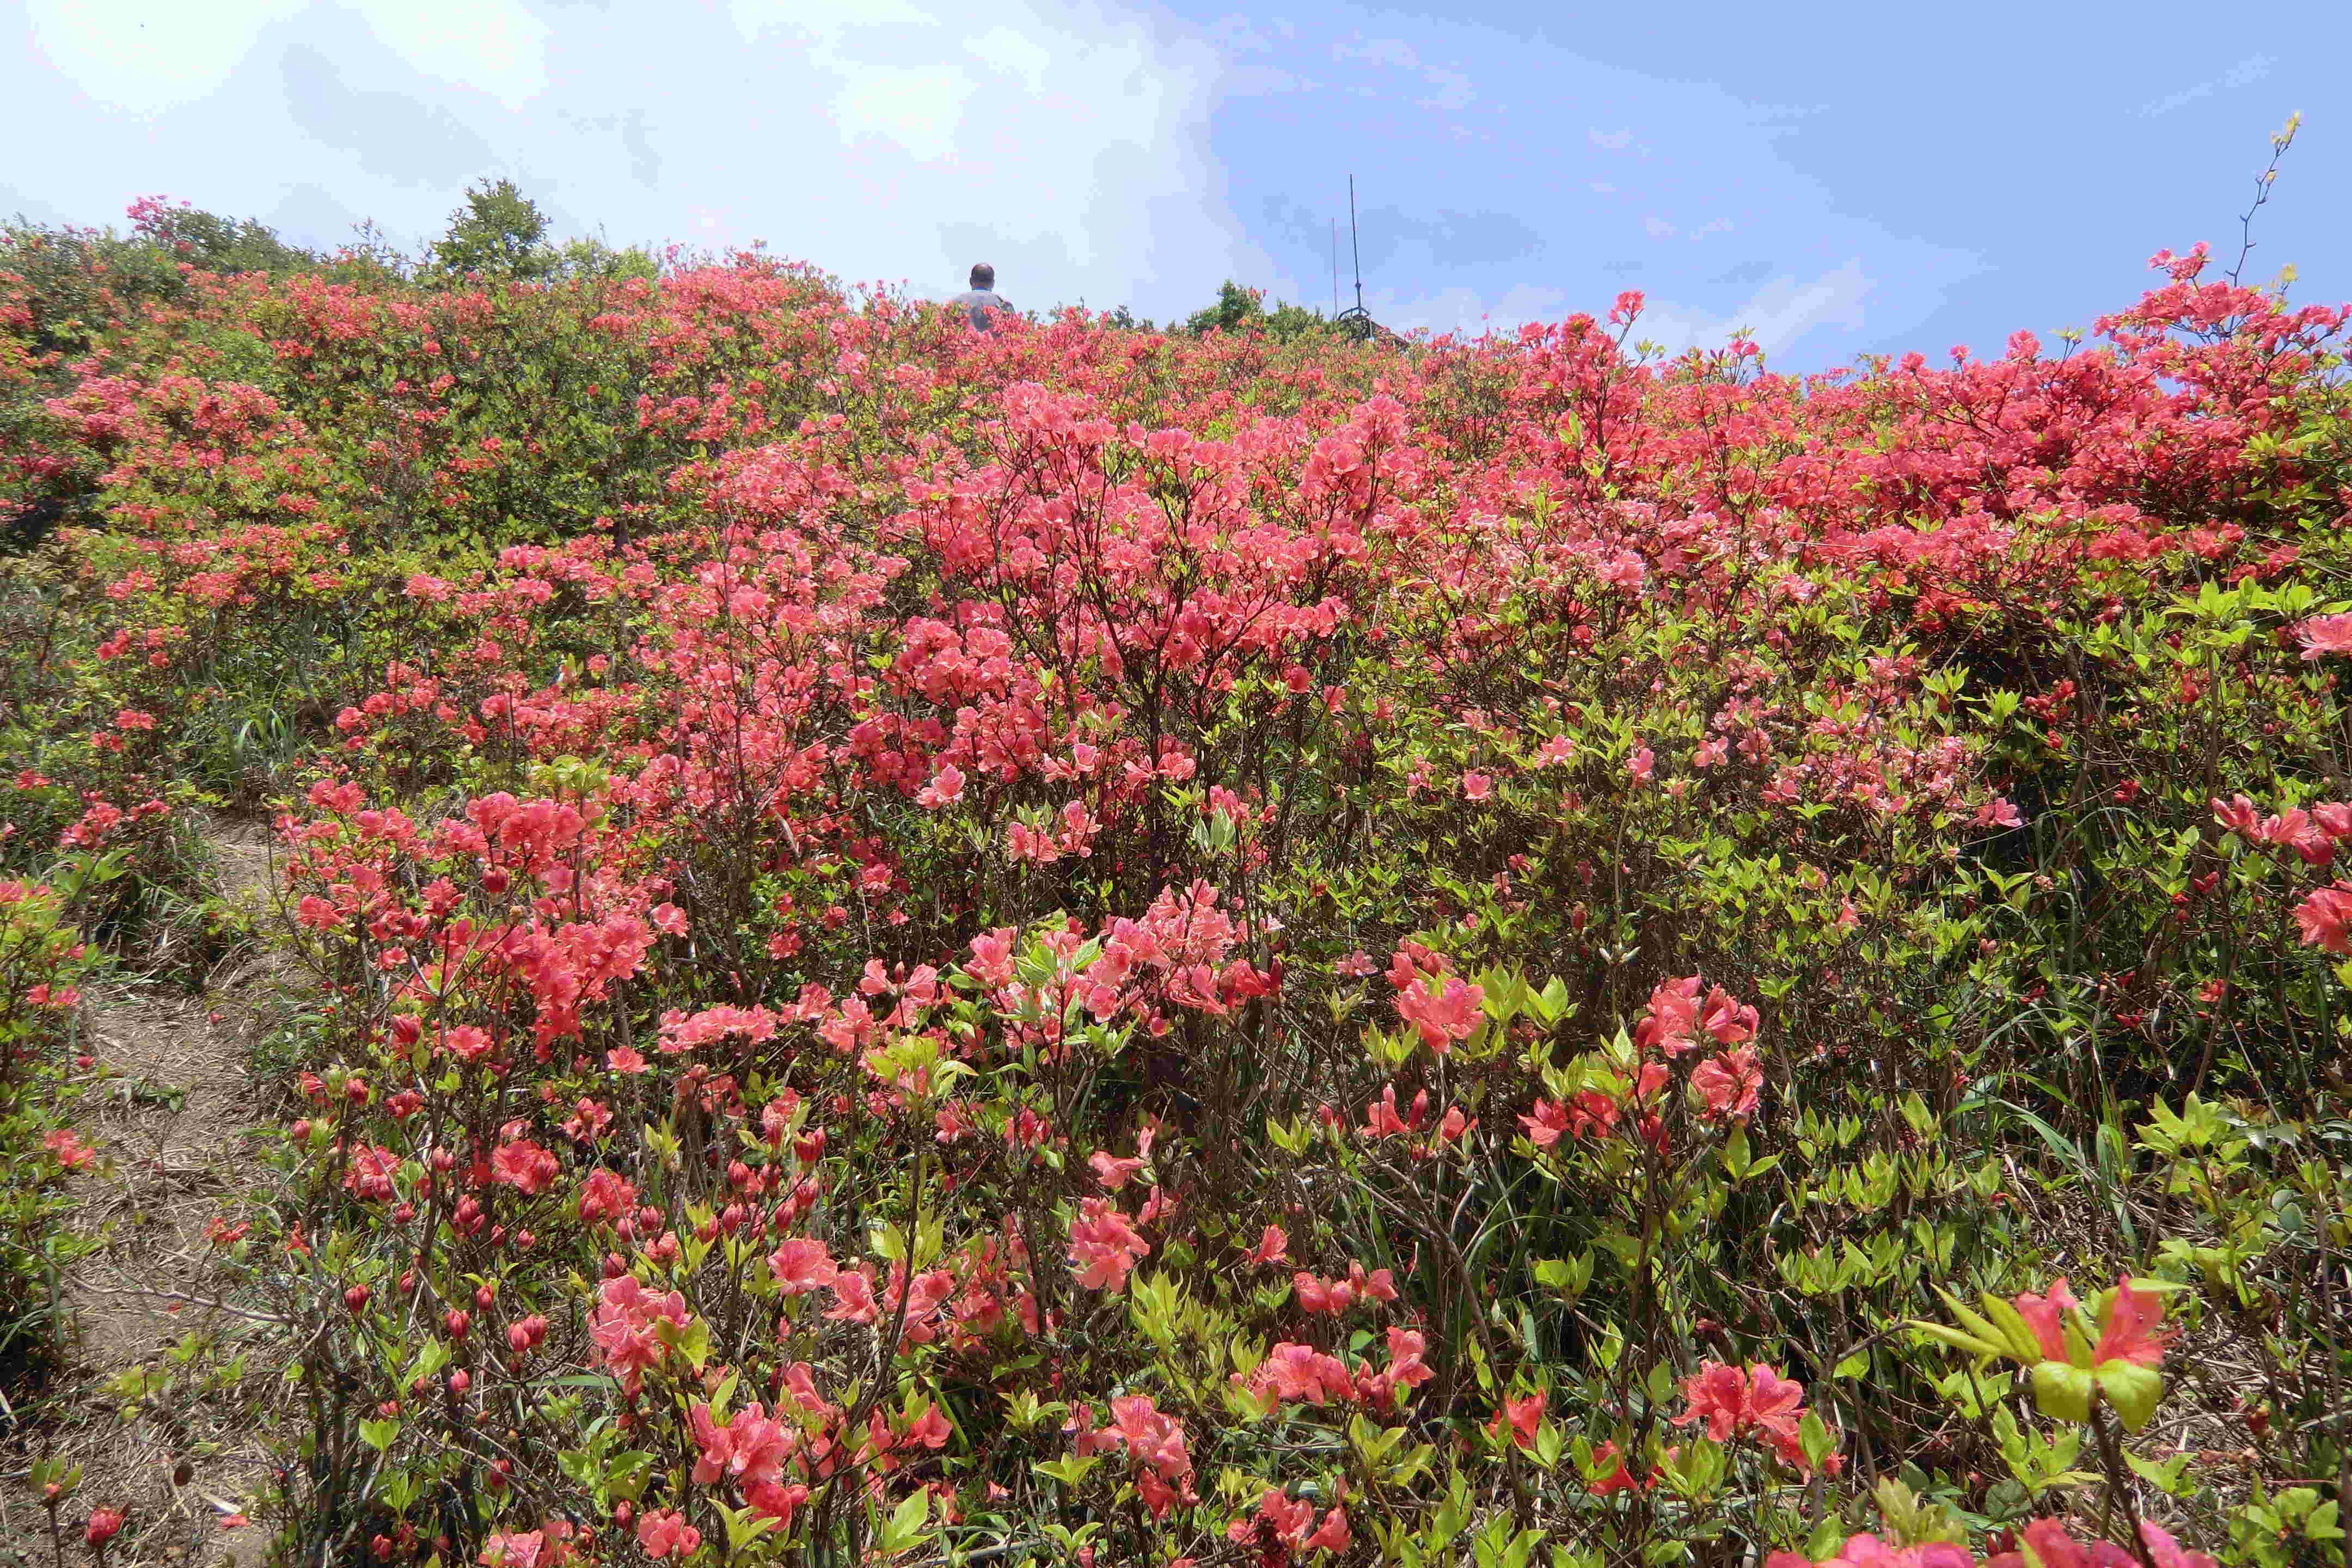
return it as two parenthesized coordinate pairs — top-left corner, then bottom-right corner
(1337, 175), (1374, 341)
(1349, 174), (1364, 315)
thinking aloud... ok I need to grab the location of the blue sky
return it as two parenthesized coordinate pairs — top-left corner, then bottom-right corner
(5, 0), (2345, 369)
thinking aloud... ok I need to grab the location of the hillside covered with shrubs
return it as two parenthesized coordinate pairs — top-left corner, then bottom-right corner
(2, 199), (2350, 1568)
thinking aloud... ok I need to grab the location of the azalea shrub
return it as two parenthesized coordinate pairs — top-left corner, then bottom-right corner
(2, 215), (2350, 1568)
(0, 859), (107, 1386)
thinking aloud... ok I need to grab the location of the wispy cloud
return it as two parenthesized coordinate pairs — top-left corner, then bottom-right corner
(4, 0), (1269, 322)
(1381, 261), (1871, 363)
(1635, 260), (1873, 360)
(2142, 53), (2273, 116)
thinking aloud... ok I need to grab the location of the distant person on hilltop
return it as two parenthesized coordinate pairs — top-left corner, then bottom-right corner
(948, 263), (1014, 332)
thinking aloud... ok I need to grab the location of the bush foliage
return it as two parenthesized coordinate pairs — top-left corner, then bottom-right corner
(2, 207), (2349, 1568)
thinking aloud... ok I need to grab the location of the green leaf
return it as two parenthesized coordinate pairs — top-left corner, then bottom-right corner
(878, 1489), (931, 1555)
(1799, 1410), (1835, 1475)
(2124, 1451), (2191, 1494)
(1979, 1296), (2049, 1362)
(1911, 1320), (2006, 1361)
(2094, 1361), (2163, 1431)
(1033, 1456), (1101, 1486)
(604, 1451), (656, 1503)
(406, 1339), (451, 1383)
(718, 1503), (780, 1553)
(2031, 1361), (2094, 1425)
(656, 1314), (711, 1370)
(708, 1366), (739, 1423)
(360, 1417), (402, 1453)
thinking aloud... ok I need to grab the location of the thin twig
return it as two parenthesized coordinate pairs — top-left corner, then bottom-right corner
(75, 1285), (291, 1326)
(2227, 114), (2302, 289)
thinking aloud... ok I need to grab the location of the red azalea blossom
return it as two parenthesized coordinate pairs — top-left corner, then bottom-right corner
(1067, 1198), (1150, 1291)
(635, 1511), (701, 1560)
(1489, 1391), (1546, 1450)
(2295, 613), (2352, 659)
(1675, 1361), (1834, 1475)
(44, 1129), (94, 1169)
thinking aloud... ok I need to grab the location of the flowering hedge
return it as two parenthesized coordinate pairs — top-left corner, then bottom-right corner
(3, 225), (2350, 1568)
(0, 860), (107, 1386)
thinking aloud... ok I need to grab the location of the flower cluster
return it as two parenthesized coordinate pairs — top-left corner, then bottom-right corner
(7, 216), (2341, 1568)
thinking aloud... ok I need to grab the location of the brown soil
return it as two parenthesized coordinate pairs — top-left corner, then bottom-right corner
(1, 821), (295, 1568)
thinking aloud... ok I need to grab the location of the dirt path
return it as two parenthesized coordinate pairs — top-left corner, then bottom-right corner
(1, 821), (291, 1567)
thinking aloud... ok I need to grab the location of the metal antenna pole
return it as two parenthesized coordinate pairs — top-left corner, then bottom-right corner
(1349, 174), (1364, 315)
(1335, 177), (1374, 342)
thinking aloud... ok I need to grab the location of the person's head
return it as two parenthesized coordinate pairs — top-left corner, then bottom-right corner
(969, 262), (995, 291)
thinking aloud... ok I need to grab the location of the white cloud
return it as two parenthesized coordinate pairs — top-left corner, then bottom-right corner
(1418, 66), (1473, 115)
(1336, 35), (1420, 70)
(1385, 281), (1573, 338)
(967, 26), (1055, 91)
(2142, 54), (2273, 117)
(731, 0), (935, 47)
(1332, 32), (1475, 122)
(1385, 261), (1873, 363)
(832, 64), (976, 161)
(364, 0), (549, 108)
(1636, 260), (1873, 359)
(25, 0), (304, 112)
(26, 0), (548, 116)
(1, 0), (1264, 322)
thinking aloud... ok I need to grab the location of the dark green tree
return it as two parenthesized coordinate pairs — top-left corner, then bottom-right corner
(1179, 280), (1332, 341)
(552, 233), (660, 283)
(1181, 280), (1264, 336)
(431, 177), (555, 281)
